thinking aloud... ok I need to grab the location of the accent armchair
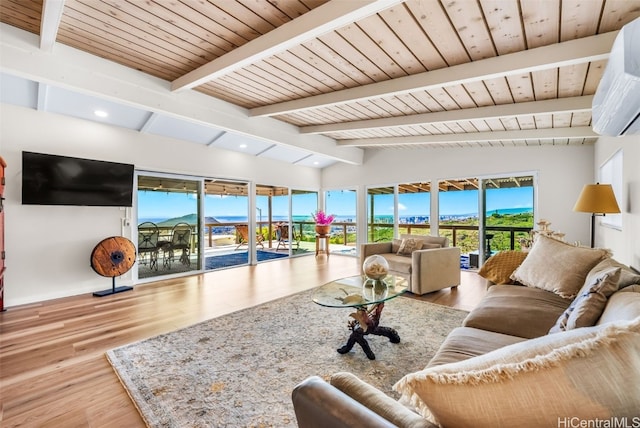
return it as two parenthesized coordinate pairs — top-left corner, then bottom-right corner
(360, 234), (461, 295)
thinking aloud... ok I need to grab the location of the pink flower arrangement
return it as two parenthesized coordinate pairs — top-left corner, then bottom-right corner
(312, 209), (335, 225)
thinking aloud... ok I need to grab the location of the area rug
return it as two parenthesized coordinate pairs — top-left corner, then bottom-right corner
(106, 289), (468, 427)
(205, 250), (288, 270)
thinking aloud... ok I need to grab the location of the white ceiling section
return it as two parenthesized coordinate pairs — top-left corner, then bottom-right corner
(1, 0), (640, 164)
(44, 85), (154, 130)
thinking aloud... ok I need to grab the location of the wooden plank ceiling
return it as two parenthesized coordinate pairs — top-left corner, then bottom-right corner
(2, 0), (639, 150)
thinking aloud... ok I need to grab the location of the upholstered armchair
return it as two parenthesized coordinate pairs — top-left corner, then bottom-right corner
(360, 234), (461, 295)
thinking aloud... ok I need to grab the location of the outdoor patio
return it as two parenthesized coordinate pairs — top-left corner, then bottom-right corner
(137, 235), (356, 279)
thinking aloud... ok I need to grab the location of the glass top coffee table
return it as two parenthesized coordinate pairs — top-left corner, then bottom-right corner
(312, 275), (408, 360)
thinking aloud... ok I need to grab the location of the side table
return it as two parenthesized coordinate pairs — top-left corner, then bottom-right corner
(315, 234), (330, 257)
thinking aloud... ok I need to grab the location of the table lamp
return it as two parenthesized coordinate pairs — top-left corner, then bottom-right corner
(573, 183), (621, 247)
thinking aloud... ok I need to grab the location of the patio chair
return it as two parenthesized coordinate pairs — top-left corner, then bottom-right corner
(137, 221), (159, 270)
(235, 224), (264, 250)
(163, 222), (192, 268)
(276, 223), (300, 251)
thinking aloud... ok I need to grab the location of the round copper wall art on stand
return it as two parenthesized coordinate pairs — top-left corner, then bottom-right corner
(90, 236), (136, 297)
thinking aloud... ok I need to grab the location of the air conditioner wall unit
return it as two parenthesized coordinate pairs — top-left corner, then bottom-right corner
(592, 17), (640, 136)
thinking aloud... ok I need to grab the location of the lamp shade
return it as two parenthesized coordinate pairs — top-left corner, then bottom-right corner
(573, 184), (621, 214)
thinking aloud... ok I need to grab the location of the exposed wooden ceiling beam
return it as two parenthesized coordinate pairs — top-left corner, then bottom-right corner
(251, 32), (616, 118)
(0, 24), (363, 165)
(337, 126), (598, 147)
(40, 0), (65, 52)
(171, 0), (403, 92)
(300, 96), (593, 134)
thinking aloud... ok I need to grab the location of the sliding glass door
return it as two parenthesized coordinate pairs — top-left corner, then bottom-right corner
(292, 189), (317, 256)
(438, 178), (480, 260)
(325, 189), (357, 255)
(482, 175), (534, 258)
(256, 184), (294, 260)
(367, 186), (395, 242)
(203, 179), (249, 270)
(398, 182), (430, 237)
(136, 174), (201, 279)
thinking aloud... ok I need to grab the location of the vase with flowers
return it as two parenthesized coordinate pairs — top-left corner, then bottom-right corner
(312, 209), (335, 235)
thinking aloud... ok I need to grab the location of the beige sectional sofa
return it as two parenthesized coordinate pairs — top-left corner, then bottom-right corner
(292, 235), (640, 427)
(360, 234), (461, 295)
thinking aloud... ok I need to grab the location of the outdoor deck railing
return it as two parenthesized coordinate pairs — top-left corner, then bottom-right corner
(142, 222), (532, 253)
(200, 221), (531, 252)
(370, 223), (532, 251)
(204, 221), (356, 248)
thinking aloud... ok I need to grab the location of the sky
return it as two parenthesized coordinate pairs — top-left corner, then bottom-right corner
(138, 187), (533, 221)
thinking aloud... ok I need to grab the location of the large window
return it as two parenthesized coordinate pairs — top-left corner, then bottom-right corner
(437, 175), (534, 267)
(482, 176), (534, 255)
(361, 176), (535, 259)
(367, 186), (395, 242)
(325, 189), (357, 255)
(366, 183), (431, 243)
(438, 178), (480, 255)
(398, 182), (430, 237)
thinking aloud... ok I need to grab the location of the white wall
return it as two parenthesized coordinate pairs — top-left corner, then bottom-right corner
(1, 104), (321, 306)
(594, 135), (640, 269)
(322, 144), (595, 248)
(6, 100), (627, 307)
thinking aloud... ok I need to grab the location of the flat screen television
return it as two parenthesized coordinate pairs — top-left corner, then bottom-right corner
(22, 151), (134, 207)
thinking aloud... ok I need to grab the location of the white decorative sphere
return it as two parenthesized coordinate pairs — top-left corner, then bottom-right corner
(362, 255), (389, 280)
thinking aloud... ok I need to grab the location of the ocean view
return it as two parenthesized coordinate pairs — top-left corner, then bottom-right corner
(140, 207), (532, 226)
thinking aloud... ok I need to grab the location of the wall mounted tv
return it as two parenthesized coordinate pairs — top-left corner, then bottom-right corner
(22, 151), (134, 207)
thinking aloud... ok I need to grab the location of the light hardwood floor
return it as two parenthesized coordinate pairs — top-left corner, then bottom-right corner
(0, 255), (487, 427)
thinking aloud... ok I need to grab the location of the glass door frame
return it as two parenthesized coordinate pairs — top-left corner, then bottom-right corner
(134, 170), (204, 282)
(204, 178), (250, 269)
(479, 172), (537, 263)
(324, 187), (358, 256)
(291, 188), (318, 257)
(365, 184), (398, 243)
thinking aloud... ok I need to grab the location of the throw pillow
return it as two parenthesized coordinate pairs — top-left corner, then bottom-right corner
(397, 238), (423, 256)
(590, 257), (640, 289)
(478, 251), (528, 284)
(597, 290), (640, 325)
(393, 318), (640, 428)
(549, 265), (621, 333)
(510, 235), (609, 299)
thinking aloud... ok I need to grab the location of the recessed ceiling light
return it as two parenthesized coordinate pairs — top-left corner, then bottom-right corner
(239, 144), (247, 149)
(94, 110), (108, 118)
(313, 161), (319, 165)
